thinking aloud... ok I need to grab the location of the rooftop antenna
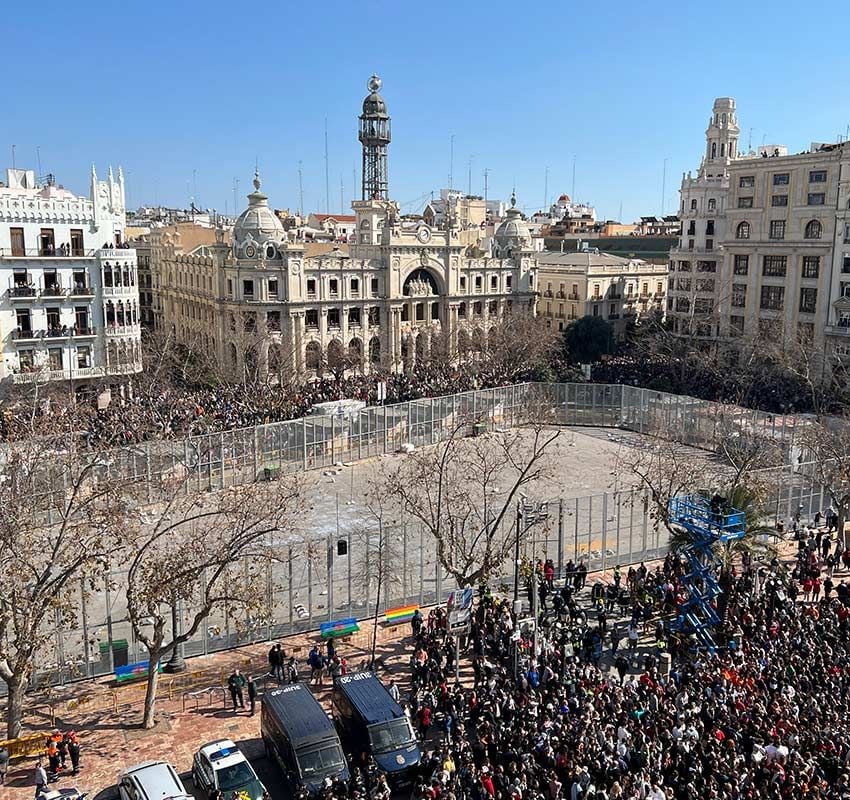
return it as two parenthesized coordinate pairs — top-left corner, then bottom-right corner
(483, 167), (489, 207)
(298, 161), (304, 216)
(544, 165), (549, 212)
(36, 146), (42, 177)
(324, 118), (330, 214)
(448, 134), (454, 189)
(193, 168), (198, 208)
(748, 127), (753, 151)
(11, 144), (15, 170)
(233, 178), (239, 217)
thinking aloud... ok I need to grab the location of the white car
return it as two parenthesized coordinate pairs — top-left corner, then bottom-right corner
(192, 740), (267, 800)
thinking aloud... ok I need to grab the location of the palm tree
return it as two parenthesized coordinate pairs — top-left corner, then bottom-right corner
(668, 484), (780, 634)
(667, 484), (779, 573)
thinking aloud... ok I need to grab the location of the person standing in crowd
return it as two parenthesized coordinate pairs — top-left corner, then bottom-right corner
(34, 760), (48, 797)
(227, 669), (246, 711)
(308, 645), (324, 685)
(247, 675), (257, 716)
(411, 608), (423, 638)
(66, 731), (81, 776)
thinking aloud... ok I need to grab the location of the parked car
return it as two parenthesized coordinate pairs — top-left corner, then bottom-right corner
(191, 740), (267, 800)
(117, 761), (191, 800)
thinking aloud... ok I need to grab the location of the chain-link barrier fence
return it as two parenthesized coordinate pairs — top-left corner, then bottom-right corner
(19, 382), (828, 690)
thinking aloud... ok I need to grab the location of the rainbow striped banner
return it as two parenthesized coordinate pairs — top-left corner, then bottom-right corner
(320, 617), (360, 639)
(385, 604), (419, 625)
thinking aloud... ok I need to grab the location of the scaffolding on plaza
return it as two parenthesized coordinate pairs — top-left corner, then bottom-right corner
(667, 494), (746, 649)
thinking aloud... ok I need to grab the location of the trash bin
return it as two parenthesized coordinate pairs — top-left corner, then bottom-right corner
(100, 639), (129, 669)
(472, 422), (487, 437)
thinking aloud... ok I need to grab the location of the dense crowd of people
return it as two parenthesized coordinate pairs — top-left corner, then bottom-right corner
(0, 364), (530, 447)
(378, 525), (850, 799)
(592, 355), (827, 416)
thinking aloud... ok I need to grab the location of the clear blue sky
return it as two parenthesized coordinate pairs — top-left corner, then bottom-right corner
(5, 0), (848, 223)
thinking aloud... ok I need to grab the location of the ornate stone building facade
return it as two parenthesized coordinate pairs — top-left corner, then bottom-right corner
(154, 76), (537, 378)
(0, 165), (142, 385)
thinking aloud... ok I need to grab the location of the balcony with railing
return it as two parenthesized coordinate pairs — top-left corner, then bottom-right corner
(12, 329), (45, 342)
(70, 284), (96, 297)
(73, 326), (97, 337)
(568, 292), (580, 300)
(96, 247), (136, 259)
(0, 247), (92, 259)
(8, 286), (38, 301)
(41, 285), (67, 298)
(105, 324), (140, 336)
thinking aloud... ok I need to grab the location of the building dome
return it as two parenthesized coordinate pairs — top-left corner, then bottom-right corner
(233, 169), (287, 258)
(494, 192), (531, 255)
(362, 74), (389, 118)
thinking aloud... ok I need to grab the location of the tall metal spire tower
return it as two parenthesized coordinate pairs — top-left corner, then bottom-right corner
(359, 74), (391, 201)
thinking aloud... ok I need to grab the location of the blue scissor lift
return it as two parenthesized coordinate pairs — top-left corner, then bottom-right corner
(667, 495), (746, 649)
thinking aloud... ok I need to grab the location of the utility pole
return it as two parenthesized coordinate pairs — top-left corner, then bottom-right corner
(324, 118), (330, 214)
(298, 161), (304, 215)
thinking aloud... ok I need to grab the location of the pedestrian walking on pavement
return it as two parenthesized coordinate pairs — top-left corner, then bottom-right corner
(247, 676), (257, 716)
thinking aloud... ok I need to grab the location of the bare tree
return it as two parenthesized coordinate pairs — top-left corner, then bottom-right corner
(0, 445), (129, 737)
(801, 417), (850, 547)
(351, 484), (404, 665)
(379, 412), (559, 587)
(616, 406), (785, 547)
(482, 311), (559, 382)
(125, 477), (303, 728)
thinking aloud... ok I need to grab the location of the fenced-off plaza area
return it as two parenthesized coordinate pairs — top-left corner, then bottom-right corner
(14, 382), (825, 690)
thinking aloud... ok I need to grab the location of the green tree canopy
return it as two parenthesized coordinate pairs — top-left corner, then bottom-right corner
(563, 315), (615, 364)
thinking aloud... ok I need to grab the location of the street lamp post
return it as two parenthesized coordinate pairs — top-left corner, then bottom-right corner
(513, 501), (522, 603)
(164, 591), (186, 673)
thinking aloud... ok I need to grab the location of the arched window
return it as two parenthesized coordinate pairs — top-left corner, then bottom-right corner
(305, 341), (321, 370)
(368, 336), (380, 364)
(804, 220), (822, 239)
(327, 340), (343, 369)
(736, 222), (750, 240)
(708, 198), (716, 211)
(711, 142), (717, 159)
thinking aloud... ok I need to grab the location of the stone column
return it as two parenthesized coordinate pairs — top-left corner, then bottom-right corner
(290, 312), (305, 375)
(448, 303), (459, 356)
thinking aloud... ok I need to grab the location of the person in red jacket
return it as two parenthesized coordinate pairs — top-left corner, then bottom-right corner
(480, 766), (495, 798)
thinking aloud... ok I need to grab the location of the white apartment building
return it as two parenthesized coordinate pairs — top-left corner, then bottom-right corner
(0, 166), (142, 386)
(668, 97), (850, 371)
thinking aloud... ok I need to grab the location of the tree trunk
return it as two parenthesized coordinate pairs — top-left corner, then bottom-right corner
(6, 675), (27, 739)
(841, 506), (848, 550)
(142, 649), (162, 729)
(370, 573), (382, 666)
